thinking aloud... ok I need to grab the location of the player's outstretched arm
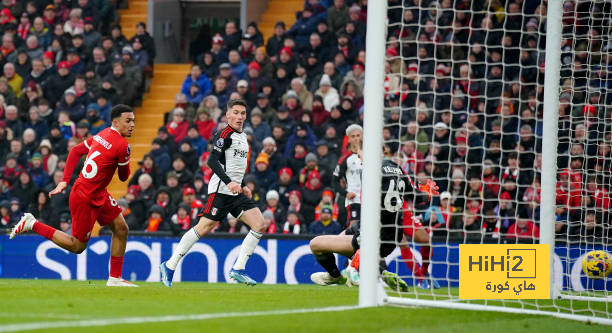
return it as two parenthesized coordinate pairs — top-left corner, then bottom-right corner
(61, 141), (90, 184)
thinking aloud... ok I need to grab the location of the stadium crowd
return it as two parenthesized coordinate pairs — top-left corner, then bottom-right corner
(0, 0), (156, 231)
(1, 0), (610, 244)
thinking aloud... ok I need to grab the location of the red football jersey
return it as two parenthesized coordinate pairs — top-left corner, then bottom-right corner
(74, 127), (130, 205)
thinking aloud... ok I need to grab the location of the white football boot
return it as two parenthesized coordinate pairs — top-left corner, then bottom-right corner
(106, 276), (139, 287)
(9, 213), (36, 239)
(310, 272), (347, 286)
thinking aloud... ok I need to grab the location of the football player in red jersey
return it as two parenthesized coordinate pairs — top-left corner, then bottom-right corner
(10, 105), (137, 287)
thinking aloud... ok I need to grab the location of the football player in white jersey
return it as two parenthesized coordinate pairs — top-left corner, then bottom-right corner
(160, 99), (266, 286)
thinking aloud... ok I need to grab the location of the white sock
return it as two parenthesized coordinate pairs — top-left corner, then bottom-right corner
(232, 230), (262, 270)
(166, 228), (200, 270)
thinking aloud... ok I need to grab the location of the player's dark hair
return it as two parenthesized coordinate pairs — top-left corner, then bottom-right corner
(111, 104), (133, 120)
(227, 98), (247, 111)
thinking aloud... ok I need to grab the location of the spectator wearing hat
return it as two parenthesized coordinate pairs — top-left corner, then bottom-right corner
(130, 37), (149, 70)
(314, 74), (340, 112)
(84, 104), (106, 135)
(309, 204), (341, 235)
(260, 137), (285, 174)
(108, 25), (127, 56)
(165, 107), (189, 143)
(58, 88), (85, 122)
(261, 210), (278, 234)
(156, 124), (177, 154)
(252, 152), (275, 193)
(63, 8), (84, 36)
(262, 189), (286, 227)
(130, 22), (155, 66)
(278, 46), (297, 76)
(270, 167), (299, 207)
(284, 122), (317, 157)
(246, 108), (271, 143)
(238, 33), (255, 63)
(252, 93), (276, 122)
(208, 33), (228, 65)
(180, 186), (203, 221)
(253, 47), (274, 81)
(42, 59), (74, 106)
(266, 22), (286, 63)
(153, 186), (175, 220)
(141, 203), (165, 232)
(120, 45), (143, 89)
(177, 139), (198, 173)
(301, 165), (323, 223)
(235, 79), (255, 110)
(164, 171), (182, 206)
(81, 16), (101, 49)
(169, 153), (194, 187)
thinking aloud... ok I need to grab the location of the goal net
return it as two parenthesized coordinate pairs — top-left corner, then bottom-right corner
(360, 0), (612, 324)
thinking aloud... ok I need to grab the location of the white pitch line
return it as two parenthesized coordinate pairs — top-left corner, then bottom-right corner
(0, 305), (361, 332)
(0, 313), (89, 320)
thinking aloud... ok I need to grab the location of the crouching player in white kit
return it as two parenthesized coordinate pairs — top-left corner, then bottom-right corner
(160, 99), (266, 286)
(310, 149), (438, 290)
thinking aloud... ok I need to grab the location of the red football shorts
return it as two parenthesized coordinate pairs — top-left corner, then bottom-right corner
(402, 210), (424, 239)
(69, 184), (122, 242)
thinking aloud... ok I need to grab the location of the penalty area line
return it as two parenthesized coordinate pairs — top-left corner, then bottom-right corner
(0, 305), (361, 332)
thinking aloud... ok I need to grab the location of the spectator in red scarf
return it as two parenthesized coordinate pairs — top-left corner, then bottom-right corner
(171, 203), (192, 231)
(166, 107), (189, 143)
(262, 210), (277, 234)
(194, 107), (216, 141)
(145, 205), (167, 232)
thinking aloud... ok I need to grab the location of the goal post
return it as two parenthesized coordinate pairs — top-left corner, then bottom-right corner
(359, 0), (612, 325)
(358, 0), (387, 308)
(540, 0), (562, 300)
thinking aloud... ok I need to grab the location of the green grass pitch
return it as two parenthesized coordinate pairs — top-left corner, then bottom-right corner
(0, 279), (609, 332)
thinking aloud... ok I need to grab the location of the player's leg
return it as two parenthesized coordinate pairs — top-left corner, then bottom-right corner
(99, 194), (137, 287)
(160, 215), (217, 286)
(11, 213), (89, 253)
(309, 234), (354, 285)
(412, 228), (439, 289)
(227, 206), (264, 285)
(10, 191), (91, 254)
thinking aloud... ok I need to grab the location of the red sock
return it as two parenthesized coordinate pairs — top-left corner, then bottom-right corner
(109, 256), (124, 278)
(400, 247), (423, 280)
(420, 246), (432, 275)
(32, 221), (56, 240)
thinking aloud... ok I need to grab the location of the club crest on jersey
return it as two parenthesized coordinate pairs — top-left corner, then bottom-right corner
(211, 208), (217, 216)
(216, 138), (224, 148)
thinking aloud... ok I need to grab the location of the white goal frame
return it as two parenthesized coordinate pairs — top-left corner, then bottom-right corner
(358, 0), (611, 325)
